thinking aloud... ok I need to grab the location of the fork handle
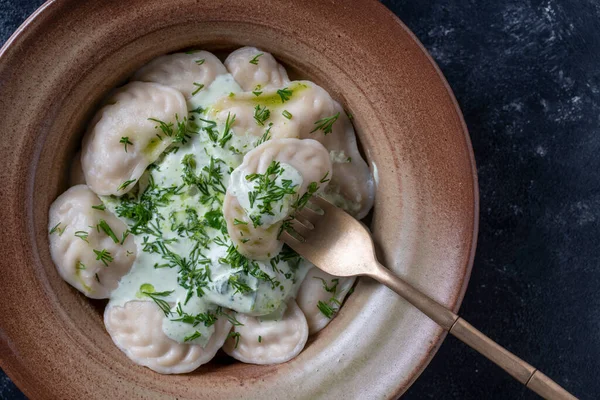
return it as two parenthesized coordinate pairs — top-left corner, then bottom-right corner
(372, 266), (577, 400)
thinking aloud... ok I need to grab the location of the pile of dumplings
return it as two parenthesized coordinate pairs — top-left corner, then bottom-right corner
(48, 47), (375, 374)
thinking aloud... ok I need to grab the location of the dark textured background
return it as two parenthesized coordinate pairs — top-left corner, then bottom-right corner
(1, 0), (599, 398)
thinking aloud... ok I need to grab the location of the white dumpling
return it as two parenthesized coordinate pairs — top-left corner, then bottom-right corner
(48, 185), (136, 299)
(225, 47), (290, 91)
(296, 267), (355, 334)
(222, 300), (308, 365)
(211, 81), (374, 218)
(69, 151), (85, 186)
(224, 138), (332, 260)
(318, 109), (375, 219)
(133, 51), (227, 99)
(81, 82), (187, 196)
(104, 300), (232, 374)
(266, 82), (374, 219)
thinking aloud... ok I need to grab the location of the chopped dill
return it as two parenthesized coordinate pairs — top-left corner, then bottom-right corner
(192, 82), (204, 95)
(119, 136), (133, 152)
(97, 219), (119, 244)
(74, 230), (89, 243)
(117, 179), (136, 191)
(253, 105), (271, 126)
(219, 112), (236, 148)
(317, 300), (336, 319)
(276, 87), (293, 103)
(228, 275), (253, 295)
(93, 249), (113, 266)
(255, 123), (272, 147)
(249, 53), (263, 65)
(140, 286), (174, 317)
(50, 222), (68, 236)
(311, 112), (340, 135)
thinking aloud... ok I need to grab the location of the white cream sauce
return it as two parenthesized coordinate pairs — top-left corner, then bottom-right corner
(103, 74), (310, 347)
(229, 162), (303, 227)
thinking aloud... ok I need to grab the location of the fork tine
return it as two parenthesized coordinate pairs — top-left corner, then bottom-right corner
(308, 195), (336, 213)
(288, 218), (313, 238)
(292, 213), (314, 229)
(280, 230), (305, 246)
(296, 204), (321, 223)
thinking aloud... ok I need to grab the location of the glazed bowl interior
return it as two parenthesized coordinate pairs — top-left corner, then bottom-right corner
(0, 0), (477, 398)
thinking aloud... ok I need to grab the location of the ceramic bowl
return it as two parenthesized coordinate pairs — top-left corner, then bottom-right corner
(0, 0), (478, 398)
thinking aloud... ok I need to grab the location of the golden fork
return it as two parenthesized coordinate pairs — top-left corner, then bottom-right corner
(281, 196), (577, 400)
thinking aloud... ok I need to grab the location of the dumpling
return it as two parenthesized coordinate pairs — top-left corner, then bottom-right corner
(317, 108), (375, 219)
(296, 267), (355, 334)
(223, 138), (332, 260)
(48, 185), (136, 299)
(104, 300), (232, 374)
(211, 81), (374, 218)
(225, 47), (290, 91)
(133, 51), (227, 99)
(69, 151), (86, 186)
(222, 300), (308, 364)
(81, 81), (187, 195)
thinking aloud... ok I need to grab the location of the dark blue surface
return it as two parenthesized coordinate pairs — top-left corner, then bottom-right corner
(1, 0), (599, 398)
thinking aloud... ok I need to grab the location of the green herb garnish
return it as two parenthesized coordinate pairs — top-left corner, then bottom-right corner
(228, 331), (241, 348)
(314, 277), (339, 293)
(49, 222), (62, 235)
(255, 124), (272, 147)
(117, 179), (136, 191)
(148, 118), (174, 139)
(172, 303), (218, 327)
(184, 331), (202, 342)
(292, 181), (319, 211)
(192, 82), (204, 96)
(74, 231), (89, 243)
(204, 209), (224, 230)
(97, 219), (119, 244)
(93, 249), (113, 266)
(218, 112), (236, 148)
(119, 136), (133, 152)
(282, 110), (292, 119)
(216, 307), (244, 326)
(317, 300), (336, 318)
(245, 161), (298, 227)
(253, 105), (271, 126)
(249, 53), (263, 65)
(276, 87), (293, 103)
(181, 154), (226, 205)
(228, 275), (253, 295)
(140, 286), (174, 317)
(311, 112), (339, 135)
(120, 230), (130, 245)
